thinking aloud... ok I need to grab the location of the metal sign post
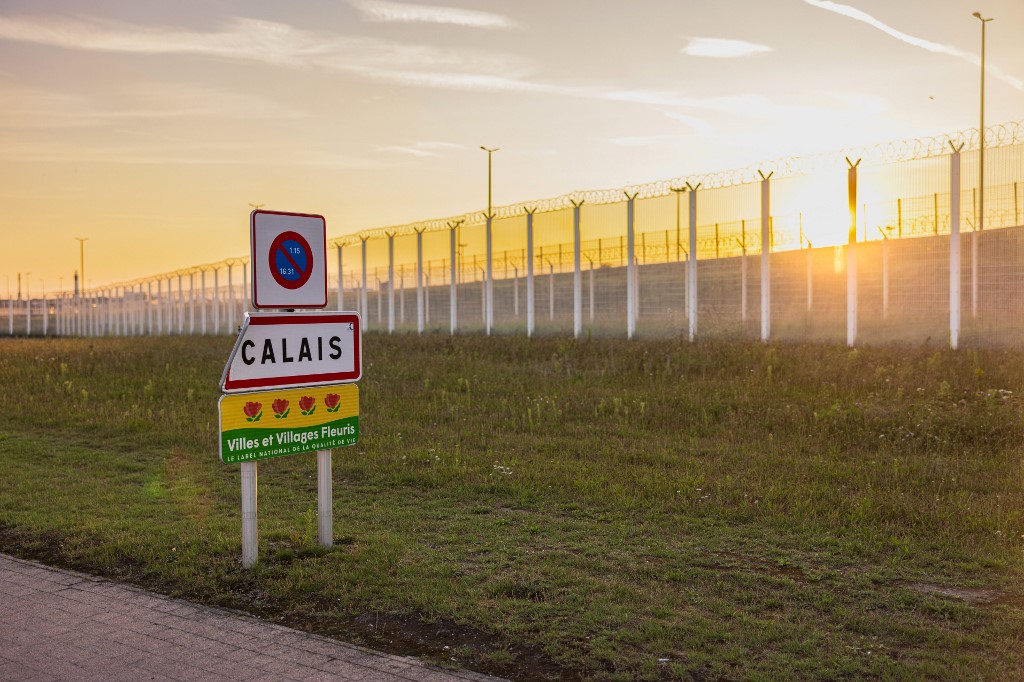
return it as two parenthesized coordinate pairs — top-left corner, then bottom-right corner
(222, 209), (362, 569)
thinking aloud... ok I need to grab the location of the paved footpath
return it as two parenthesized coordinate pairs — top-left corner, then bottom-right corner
(0, 553), (505, 682)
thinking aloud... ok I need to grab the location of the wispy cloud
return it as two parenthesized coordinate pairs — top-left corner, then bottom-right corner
(0, 82), (303, 129)
(0, 15), (530, 81)
(348, 0), (516, 29)
(377, 141), (465, 157)
(0, 13), (899, 130)
(660, 110), (714, 134)
(681, 37), (771, 58)
(608, 134), (683, 147)
(802, 0), (1023, 91)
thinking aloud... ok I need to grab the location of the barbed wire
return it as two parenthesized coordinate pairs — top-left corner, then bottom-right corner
(329, 120), (1024, 247)
(70, 119), (1023, 294)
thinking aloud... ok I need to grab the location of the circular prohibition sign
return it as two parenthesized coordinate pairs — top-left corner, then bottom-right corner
(268, 231), (314, 290)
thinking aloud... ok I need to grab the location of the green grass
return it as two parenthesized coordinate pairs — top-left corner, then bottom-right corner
(0, 334), (1022, 680)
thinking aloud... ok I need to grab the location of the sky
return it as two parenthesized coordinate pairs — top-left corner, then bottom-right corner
(1, 0), (1022, 293)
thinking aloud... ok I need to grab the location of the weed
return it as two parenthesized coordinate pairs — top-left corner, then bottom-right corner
(0, 335), (1022, 680)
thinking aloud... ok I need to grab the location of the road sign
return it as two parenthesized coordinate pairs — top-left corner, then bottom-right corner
(251, 210), (327, 309)
(269, 231), (314, 290)
(221, 311), (361, 393)
(218, 384), (358, 464)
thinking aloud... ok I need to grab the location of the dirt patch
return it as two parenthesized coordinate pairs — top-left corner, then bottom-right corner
(910, 582), (1024, 608)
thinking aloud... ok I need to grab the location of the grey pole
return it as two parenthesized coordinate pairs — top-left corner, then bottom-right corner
(972, 12), (992, 321)
(671, 187), (685, 261)
(974, 13), (992, 239)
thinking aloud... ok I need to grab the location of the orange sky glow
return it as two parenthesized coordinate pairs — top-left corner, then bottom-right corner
(1, 0), (1021, 293)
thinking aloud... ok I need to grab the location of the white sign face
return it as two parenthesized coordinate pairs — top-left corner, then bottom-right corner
(251, 210), (328, 309)
(221, 312), (361, 393)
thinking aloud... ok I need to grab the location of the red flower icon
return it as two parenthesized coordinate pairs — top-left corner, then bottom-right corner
(243, 401), (262, 423)
(325, 393), (341, 413)
(299, 396), (316, 416)
(272, 399), (290, 419)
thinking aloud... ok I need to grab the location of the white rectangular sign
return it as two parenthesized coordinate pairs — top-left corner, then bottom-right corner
(251, 209), (328, 309)
(221, 312), (361, 393)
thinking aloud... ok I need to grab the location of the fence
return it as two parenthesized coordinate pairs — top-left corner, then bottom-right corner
(6, 121), (1024, 348)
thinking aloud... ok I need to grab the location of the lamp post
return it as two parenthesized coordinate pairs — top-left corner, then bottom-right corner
(973, 12), (992, 235)
(480, 146), (499, 217)
(75, 237), (88, 295)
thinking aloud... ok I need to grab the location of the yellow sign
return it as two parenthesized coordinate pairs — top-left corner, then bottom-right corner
(218, 383), (358, 464)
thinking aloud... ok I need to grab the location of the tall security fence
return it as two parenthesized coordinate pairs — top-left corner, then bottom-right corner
(6, 121), (1024, 348)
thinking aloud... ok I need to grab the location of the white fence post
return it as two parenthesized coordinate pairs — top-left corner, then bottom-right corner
(572, 199), (584, 339)
(525, 210), (536, 337)
(342, 242), (350, 309)
(227, 265), (234, 334)
(626, 192), (638, 339)
(759, 172), (773, 342)
(950, 142), (963, 349)
(847, 158), (861, 347)
(416, 230), (424, 334)
(447, 223), (458, 335)
(201, 271), (208, 335)
(214, 268), (221, 334)
(485, 214), (494, 335)
(387, 233), (395, 334)
(881, 234), (889, 320)
(687, 183), (700, 342)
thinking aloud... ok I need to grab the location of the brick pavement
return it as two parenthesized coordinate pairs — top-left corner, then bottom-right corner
(0, 553), (505, 682)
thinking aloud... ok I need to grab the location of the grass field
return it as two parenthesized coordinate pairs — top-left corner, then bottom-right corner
(0, 333), (1022, 680)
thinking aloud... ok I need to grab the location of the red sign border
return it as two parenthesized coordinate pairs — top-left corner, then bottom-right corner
(251, 210), (327, 309)
(221, 312), (361, 393)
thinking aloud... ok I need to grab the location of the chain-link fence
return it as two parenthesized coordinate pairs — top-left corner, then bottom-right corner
(7, 121), (1024, 348)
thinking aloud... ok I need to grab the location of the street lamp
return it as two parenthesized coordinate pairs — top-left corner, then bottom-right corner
(75, 237), (88, 295)
(480, 146), (499, 217)
(973, 11), (993, 234)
